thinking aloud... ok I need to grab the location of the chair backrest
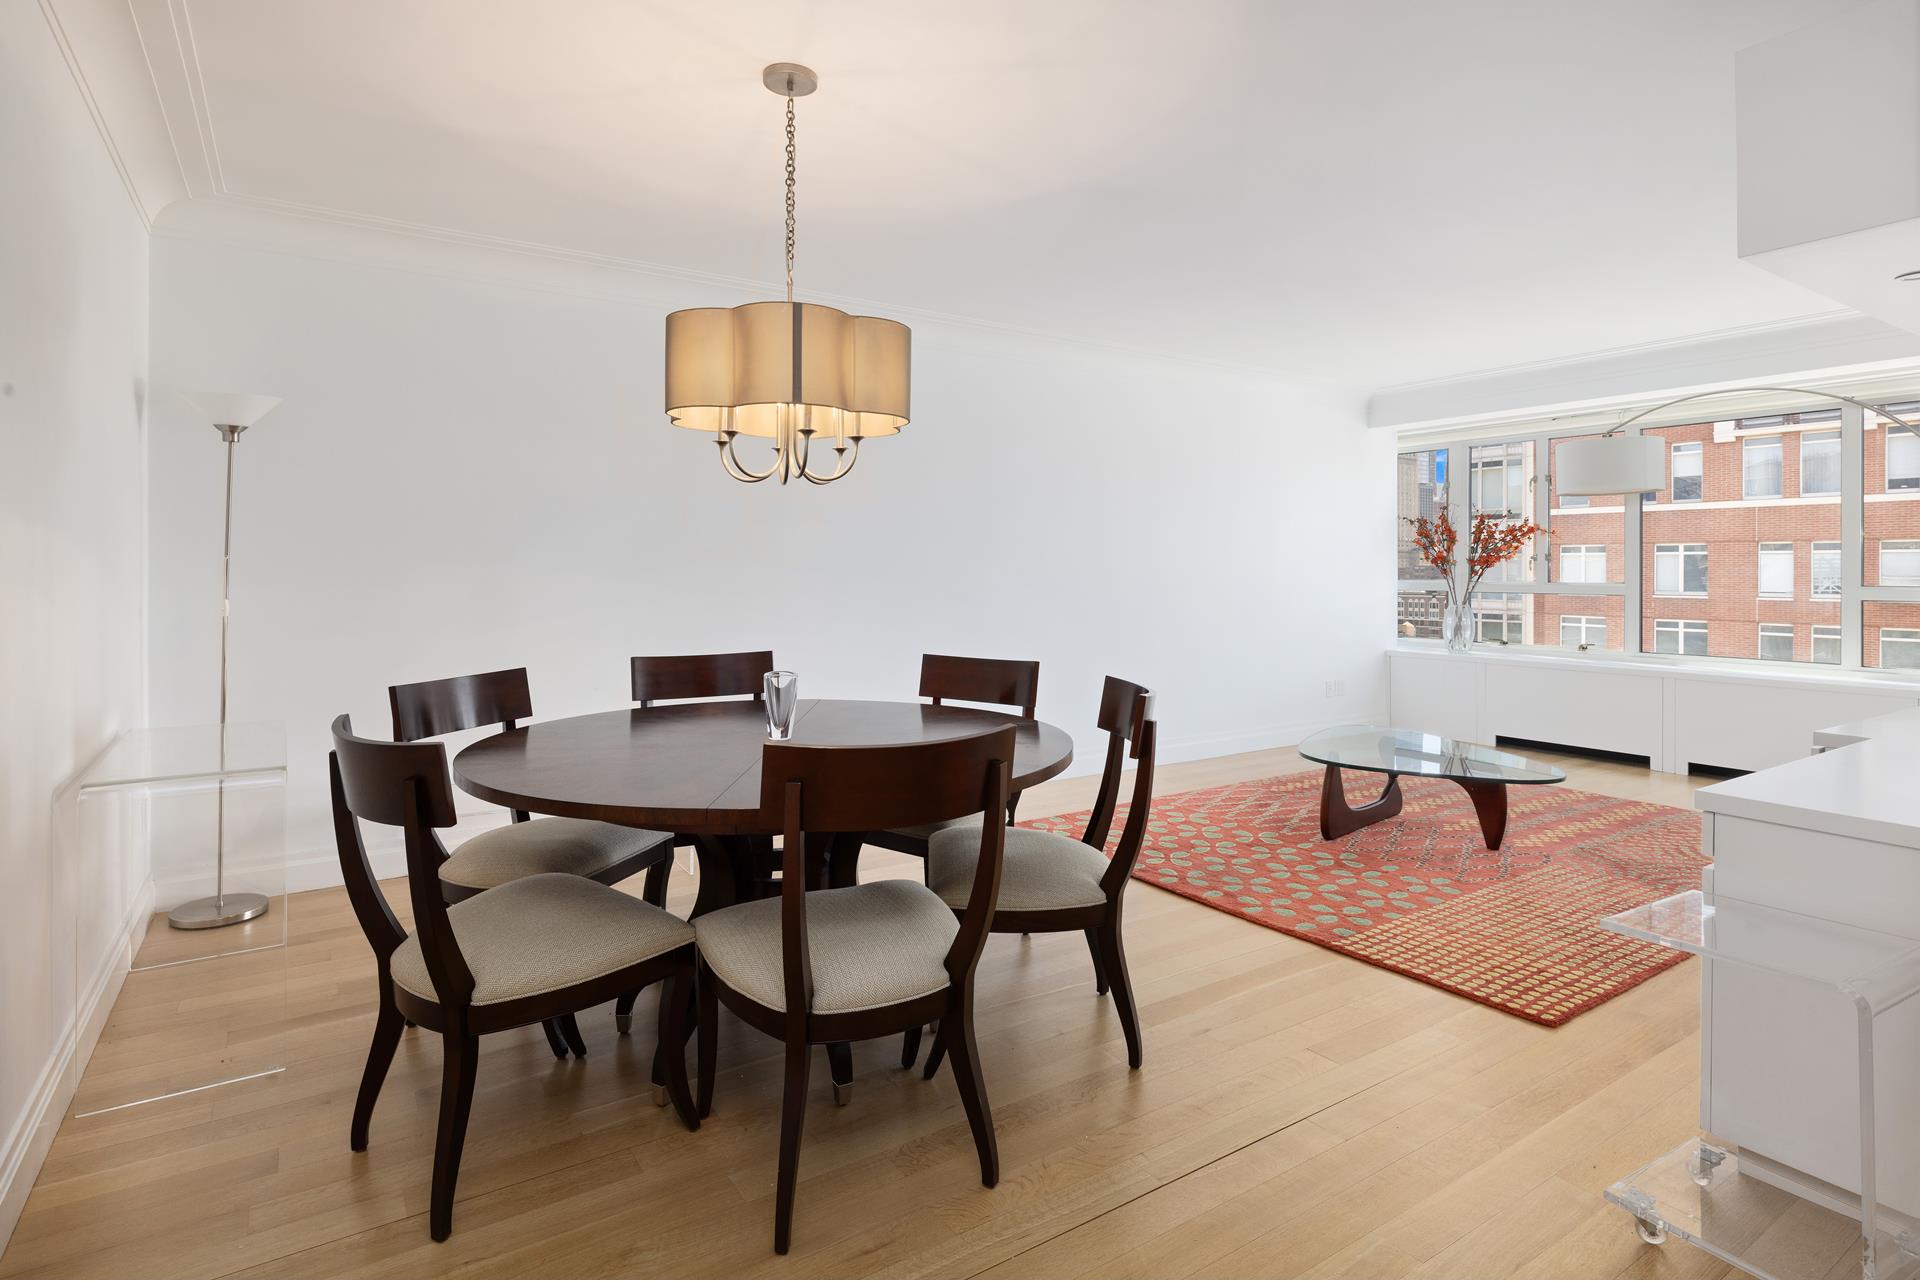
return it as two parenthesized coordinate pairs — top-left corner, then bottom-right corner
(329, 714), (475, 1007)
(919, 653), (1039, 719)
(630, 651), (774, 707)
(389, 667), (533, 741)
(760, 727), (1013, 1027)
(1081, 677), (1159, 897)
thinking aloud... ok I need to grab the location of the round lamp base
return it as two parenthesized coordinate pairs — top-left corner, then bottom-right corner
(168, 892), (270, 930)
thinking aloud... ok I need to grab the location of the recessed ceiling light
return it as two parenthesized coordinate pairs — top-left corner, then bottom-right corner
(1898, 269), (1920, 282)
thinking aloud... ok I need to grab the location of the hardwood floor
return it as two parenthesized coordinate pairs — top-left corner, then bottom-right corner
(0, 746), (1732, 1279)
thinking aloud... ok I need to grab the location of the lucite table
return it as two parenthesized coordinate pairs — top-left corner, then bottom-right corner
(1297, 725), (1566, 849)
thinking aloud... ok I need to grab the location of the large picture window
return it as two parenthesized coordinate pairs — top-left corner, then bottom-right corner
(1398, 390), (1920, 672)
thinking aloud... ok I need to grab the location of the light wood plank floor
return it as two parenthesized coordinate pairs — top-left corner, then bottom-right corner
(1, 747), (1733, 1279)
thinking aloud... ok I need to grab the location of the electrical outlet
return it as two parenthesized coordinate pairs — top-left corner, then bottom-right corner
(1324, 679), (1345, 699)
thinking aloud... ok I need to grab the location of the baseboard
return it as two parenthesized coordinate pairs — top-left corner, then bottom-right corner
(0, 875), (154, 1254)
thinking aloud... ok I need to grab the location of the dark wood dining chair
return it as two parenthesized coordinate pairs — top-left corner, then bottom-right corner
(328, 715), (698, 1242)
(691, 726), (1013, 1254)
(918, 677), (1156, 1074)
(863, 653), (1039, 862)
(392, 667), (679, 1048)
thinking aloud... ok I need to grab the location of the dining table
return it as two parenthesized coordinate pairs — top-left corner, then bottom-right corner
(452, 696), (1073, 1099)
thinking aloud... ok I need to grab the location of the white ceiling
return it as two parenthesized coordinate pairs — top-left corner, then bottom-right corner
(118, 0), (1861, 389)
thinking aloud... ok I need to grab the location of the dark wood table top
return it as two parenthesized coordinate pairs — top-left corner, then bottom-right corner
(451, 698), (1075, 835)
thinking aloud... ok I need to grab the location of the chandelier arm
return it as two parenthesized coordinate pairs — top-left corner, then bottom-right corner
(719, 434), (780, 483)
(1603, 387), (1917, 437)
(800, 437), (861, 485)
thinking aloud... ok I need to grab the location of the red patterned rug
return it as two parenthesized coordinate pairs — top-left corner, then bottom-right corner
(1024, 770), (1706, 1027)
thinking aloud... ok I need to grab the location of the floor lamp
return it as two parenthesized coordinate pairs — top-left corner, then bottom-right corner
(168, 391), (282, 930)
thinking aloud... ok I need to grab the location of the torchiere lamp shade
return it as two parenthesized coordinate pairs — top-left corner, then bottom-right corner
(665, 301), (909, 440)
(182, 391), (282, 429)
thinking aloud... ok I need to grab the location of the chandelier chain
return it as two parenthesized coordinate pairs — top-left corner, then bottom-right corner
(784, 92), (796, 303)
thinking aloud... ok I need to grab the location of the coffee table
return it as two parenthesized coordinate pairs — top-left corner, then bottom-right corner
(1298, 726), (1566, 849)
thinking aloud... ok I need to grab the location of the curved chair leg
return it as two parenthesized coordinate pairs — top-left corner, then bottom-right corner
(943, 990), (999, 1187)
(430, 1032), (479, 1242)
(657, 970), (698, 1131)
(351, 997), (405, 1151)
(614, 990), (639, 1036)
(1099, 917), (1143, 1069)
(696, 960), (718, 1119)
(900, 1024), (922, 1069)
(773, 1038), (811, 1255)
(540, 1018), (568, 1060)
(642, 855), (672, 908)
(921, 1022), (947, 1081)
(557, 1012), (588, 1058)
(1085, 928), (1108, 995)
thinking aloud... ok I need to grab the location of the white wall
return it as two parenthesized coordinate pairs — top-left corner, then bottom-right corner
(0, 3), (151, 1247)
(145, 214), (1393, 891)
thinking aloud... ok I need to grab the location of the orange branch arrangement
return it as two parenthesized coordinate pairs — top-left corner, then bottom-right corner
(1404, 509), (1546, 640)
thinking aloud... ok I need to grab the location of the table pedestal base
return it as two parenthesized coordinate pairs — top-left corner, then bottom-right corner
(1318, 765), (1509, 850)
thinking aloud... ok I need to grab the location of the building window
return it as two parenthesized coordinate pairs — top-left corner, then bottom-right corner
(1743, 436), (1783, 499)
(1881, 628), (1920, 669)
(1812, 625), (1841, 665)
(1558, 544), (1606, 583)
(1800, 430), (1841, 496)
(1757, 542), (1794, 598)
(1758, 623), (1794, 661)
(1653, 543), (1707, 596)
(1811, 541), (1841, 598)
(1654, 619), (1708, 656)
(1889, 427), (1920, 491)
(1559, 615), (1606, 648)
(1670, 441), (1703, 502)
(1880, 539), (1920, 587)
(1473, 592), (1526, 644)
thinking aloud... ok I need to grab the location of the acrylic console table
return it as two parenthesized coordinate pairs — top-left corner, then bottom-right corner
(1600, 890), (1920, 1279)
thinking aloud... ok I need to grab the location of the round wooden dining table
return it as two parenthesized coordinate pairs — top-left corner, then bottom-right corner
(451, 697), (1075, 918)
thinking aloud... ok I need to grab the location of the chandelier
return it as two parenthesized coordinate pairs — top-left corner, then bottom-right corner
(663, 63), (910, 485)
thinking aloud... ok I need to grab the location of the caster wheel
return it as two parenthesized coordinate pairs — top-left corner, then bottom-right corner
(1636, 1217), (1667, 1246)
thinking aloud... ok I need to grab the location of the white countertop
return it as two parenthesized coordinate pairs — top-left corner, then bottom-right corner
(1696, 705), (1920, 850)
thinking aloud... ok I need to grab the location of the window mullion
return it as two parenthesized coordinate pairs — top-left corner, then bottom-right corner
(1842, 402), (1864, 670)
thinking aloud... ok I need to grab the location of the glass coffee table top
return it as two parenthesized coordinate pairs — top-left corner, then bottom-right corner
(1299, 726), (1566, 785)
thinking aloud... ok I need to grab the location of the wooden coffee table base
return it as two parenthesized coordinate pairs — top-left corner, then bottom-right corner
(1318, 765), (1509, 849)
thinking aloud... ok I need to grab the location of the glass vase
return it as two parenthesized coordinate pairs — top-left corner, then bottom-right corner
(1443, 594), (1474, 653)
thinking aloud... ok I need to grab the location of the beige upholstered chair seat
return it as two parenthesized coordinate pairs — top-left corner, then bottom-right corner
(694, 880), (957, 1014)
(439, 817), (672, 893)
(391, 873), (694, 1007)
(928, 826), (1109, 912)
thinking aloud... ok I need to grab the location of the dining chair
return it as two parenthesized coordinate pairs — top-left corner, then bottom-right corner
(918, 677), (1156, 1073)
(630, 649), (777, 900)
(328, 714), (698, 1242)
(863, 653), (1039, 862)
(392, 667), (679, 1048)
(692, 726), (1013, 1254)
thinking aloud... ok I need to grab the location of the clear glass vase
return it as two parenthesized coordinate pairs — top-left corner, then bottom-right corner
(1442, 594), (1474, 653)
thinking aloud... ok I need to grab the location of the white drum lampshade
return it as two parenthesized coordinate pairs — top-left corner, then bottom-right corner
(1555, 433), (1665, 496)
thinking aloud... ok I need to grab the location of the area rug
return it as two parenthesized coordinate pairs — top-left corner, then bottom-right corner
(1023, 770), (1707, 1027)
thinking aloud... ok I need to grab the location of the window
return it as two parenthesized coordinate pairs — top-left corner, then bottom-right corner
(1888, 424), (1920, 491)
(1396, 448), (1449, 581)
(1758, 623), (1794, 661)
(1670, 441), (1703, 502)
(1472, 592), (1527, 644)
(1654, 619), (1708, 656)
(1560, 615), (1605, 648)
(1882, 629), (1920, 669)
(1812, 625), (1841, 665)
(1743, 436), (1783, 499)
(1800, 430), (1840, 495)
(1558, 544), (1606, 583)
(1654, 543), (1707, 596)
(1470, 442), (1536, 585)
(1396, 590), (1445, 639)
(1757, 542), (1793, 599)
(1812, 541), (1841, 598)
(1880, 540), (1920, 587)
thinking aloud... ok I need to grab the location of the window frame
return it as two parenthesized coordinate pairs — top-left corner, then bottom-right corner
(1653, 618), (1709, 656)
(1757, 622), (1795, 662)
(1879, 539), (1920, 588)
(1653, 542), (1708, 598)
(1559, 614), (1606, 649)
(1800, 429), (1841, 496)
(1670, 440), (1703, 503)
(1743, 435), (1784, 500)
(1812, 624), (1842, 665)
(1557, 543), (1607, 584)
(1756, 541), (1794, 600)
